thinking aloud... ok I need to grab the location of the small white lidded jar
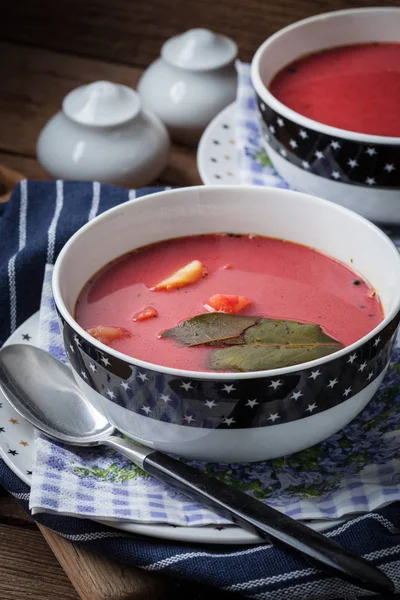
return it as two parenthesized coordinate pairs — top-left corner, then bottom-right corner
(138, 28), (238, 146)
(37, 81), (170, 187)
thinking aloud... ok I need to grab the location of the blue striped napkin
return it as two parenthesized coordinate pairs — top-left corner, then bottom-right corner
(1, 181), (400, 598)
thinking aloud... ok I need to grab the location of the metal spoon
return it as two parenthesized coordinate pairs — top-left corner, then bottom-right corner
(0, 343), (394, 594)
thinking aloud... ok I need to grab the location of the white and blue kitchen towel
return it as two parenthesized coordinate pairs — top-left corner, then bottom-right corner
(1, 180), (400, 599)
(235, 60), (290, 188)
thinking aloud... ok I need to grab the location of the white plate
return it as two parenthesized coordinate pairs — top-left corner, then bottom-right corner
(0, 312), (346, 544)
(197, 103), (241, 186)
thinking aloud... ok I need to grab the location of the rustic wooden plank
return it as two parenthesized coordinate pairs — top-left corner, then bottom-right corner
(38, 523), (167, 600)
(0, 43), (202, 187)
(0, 163), (25, 202)
(158, 143), (202, 187)
(0, 522), (79, 599)
(0, 493), (35, 526)
(2, 0), (399, 68)
(0, 152), (49, 182)
(0, 493), (168, 600)
(0, 42), (142, 158)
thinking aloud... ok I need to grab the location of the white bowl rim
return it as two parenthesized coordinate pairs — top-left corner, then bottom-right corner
(52, 184), (400, 381)
(251, 6), (400, 145)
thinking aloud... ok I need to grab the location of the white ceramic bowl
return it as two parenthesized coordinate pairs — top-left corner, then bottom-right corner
(251, 7), (400, 225)
(52, 186), (400, 463)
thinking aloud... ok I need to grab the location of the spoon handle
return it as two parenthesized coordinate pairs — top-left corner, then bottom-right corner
(103, 435), (393, 594)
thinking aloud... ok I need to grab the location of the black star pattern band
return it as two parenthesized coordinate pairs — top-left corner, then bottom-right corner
(58, 308), (400, 430)
(256, 95), (400, 189)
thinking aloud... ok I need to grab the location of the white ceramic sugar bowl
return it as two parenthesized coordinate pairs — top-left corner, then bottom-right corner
(137, 28), (238, 145)
(36, 81), (170, 187)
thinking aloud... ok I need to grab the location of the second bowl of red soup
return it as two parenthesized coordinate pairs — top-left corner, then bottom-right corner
(251, 7), (400, 226)
(53, 185), (400, 463)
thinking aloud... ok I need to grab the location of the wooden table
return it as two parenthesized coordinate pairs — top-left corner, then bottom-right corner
(1, 0), (399, 598)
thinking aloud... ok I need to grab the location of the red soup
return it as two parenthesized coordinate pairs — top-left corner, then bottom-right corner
(269, 42), (400, 137)
(75, 234), (383, 373)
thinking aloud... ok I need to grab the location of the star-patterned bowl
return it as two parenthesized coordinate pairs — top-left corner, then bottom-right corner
(52, 185), (400, 462)
(251, 7), (400, 225)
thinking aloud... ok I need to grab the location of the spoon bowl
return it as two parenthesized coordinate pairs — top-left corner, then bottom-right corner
(0, 344), (114, 444)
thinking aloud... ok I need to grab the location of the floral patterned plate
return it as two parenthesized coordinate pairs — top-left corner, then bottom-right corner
(0, 312), (349, 544)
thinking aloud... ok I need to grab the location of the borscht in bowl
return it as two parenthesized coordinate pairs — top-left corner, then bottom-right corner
(251, 7), (400, 225)
(76, 234), (382, 373)
(52, 185), (400, 463)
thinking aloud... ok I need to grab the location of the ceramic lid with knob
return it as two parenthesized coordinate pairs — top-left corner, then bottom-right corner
(161, 28), (238, 71)
(62, 81), (142, 127)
